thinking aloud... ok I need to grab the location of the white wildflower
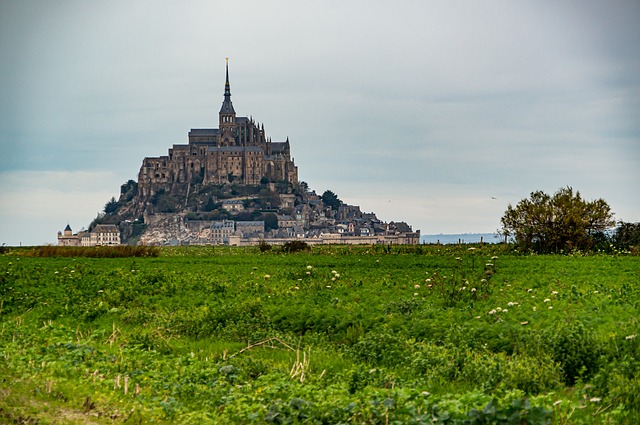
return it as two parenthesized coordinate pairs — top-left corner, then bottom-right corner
(413, 293), (419, 297)
(489, 309), (496, 315)
(471, 288), (477, 292)
(306, 271), (311, 275)
(527, 289), (533, 293)
(306, 265), (313, 270)
(414, 284), (421, 289)
(264, 274), (270, 279)
(626, 334), (637, 340)
(544, 298), (551, 303)
(548, 306), (553, 310)
(590, 397), (601, 403)
(551, 290), (558, 295)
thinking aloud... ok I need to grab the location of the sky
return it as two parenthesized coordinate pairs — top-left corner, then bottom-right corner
(1, 0), (639, 246)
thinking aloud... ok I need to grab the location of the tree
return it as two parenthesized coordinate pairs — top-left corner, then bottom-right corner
(263, 213), (279, 231)
(612, 221), (640, 253)
(321, 190), (342, 210)
(500, 187), (614, 253)
(104, 197), (119, 215)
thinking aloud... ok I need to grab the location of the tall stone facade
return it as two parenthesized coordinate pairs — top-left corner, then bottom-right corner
(137, 61), (298, 199)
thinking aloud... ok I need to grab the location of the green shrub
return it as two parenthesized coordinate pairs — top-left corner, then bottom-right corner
(550, 321), (601, 385)
(281, 240), (311, 253)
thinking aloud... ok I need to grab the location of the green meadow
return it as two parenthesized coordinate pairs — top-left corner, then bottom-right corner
(1, 245), (638, 424)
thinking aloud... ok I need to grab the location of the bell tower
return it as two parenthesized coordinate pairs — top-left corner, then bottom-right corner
(219, 58), (236, 131)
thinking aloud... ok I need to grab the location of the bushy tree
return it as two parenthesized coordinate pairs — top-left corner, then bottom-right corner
(321, 190), (342, 209)
(263, 213), (279, 231)
(500, 187), (614, 253)
(104, 197), (119, 215)
(612, 221), (640, 253)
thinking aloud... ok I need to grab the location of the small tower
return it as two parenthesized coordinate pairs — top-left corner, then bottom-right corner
(219, 58), (236, 130)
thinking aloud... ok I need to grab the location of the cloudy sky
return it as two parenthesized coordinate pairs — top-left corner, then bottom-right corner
(1, 1), (638, 246)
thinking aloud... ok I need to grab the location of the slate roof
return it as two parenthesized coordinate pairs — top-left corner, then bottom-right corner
(208, 146), (263, 153)
(272, 142), (287, 153)
(189, 129), (220, 136)
(220, 99), (235, 114)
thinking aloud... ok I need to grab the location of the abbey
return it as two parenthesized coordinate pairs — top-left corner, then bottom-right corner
(137, 61), (298, 198)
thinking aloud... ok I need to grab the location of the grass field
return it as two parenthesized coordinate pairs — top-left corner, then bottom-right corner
(1, 244), (638, 424)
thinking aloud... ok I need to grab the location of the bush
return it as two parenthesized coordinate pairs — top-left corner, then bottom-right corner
(258, 240), (272, 252)
(550, 321), (600, 385)
(281, 240), (311, 253)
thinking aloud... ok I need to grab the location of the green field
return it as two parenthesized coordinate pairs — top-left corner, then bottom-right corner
(1, 245), (639, 424)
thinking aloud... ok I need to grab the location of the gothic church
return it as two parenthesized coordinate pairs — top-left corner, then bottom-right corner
(138, 61), (298, 199)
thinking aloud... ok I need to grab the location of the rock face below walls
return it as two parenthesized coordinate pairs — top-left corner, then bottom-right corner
(139, 214), (213, 245)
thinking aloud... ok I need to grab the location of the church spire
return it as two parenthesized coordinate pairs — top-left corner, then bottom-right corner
(219, 58), (235, 126)
(224, 57), (231, 98)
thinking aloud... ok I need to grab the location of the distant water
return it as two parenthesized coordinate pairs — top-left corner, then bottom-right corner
(420, 233), (501, 245)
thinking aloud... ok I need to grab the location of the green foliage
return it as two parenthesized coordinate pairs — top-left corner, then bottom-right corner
(263, 213), (278, 231)
(280, 240), (310, 253)
(501, 187), (615, 253)
(549, 320), (600, 385)
(203, 197), (220, 212)
(120, 179), (138, 202)
(321, 189), (342, 209)
(0, 246), (638, 423)
(258, 240), (272, 252)
(150, 189), (179, 213)
(21, 245), (159, 258)
(612, 221), (640, 253)
(103, 196), (119, 214)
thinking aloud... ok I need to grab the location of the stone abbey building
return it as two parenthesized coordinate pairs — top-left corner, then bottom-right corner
(138, 61), (298, 199)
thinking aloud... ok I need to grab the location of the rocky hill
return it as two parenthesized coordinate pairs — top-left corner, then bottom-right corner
(90, 178), (419, 246)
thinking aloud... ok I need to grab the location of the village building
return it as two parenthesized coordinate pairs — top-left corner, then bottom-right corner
(221, 200), (245, 212)
(57, 224), (121, 246)
(211, 220), (235, 244)
(235, 221), (264, 238)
